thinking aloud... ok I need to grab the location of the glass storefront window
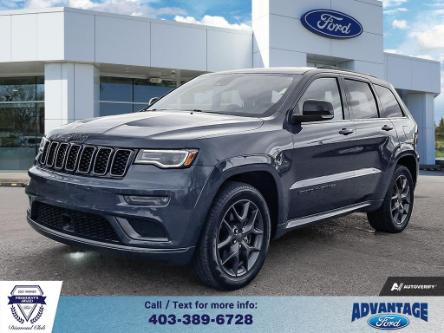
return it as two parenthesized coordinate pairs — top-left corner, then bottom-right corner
(100, 76), (175, 116)
(36, 77), (44, 101)
(0, 77), (43, 102)
(99, 102), (133, 116)
(100, 77), (133, 102)
(133, 79), (175, 103)
(0, 77), (44, 170)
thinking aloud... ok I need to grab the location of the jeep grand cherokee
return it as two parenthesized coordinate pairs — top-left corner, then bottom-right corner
(26, 68), (418, 290)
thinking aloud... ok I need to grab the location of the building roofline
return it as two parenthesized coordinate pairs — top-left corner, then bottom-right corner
(0, 6), (252, 35)
(384, 51), (441, 65)
(0, 6), (65, 16)
(356, 0), (383, 7)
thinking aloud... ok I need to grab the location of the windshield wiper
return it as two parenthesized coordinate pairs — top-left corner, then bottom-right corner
(139, 108), (208, 113)
(180, 109), (207, 113)
(139, 108), (170, 112)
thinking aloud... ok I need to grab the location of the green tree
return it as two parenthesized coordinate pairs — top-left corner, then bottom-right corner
(437, 118), (444, 138)
(437, 118), (444, 158)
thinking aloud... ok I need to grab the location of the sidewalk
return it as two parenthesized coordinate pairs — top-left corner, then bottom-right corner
(0, 171), (29, 187)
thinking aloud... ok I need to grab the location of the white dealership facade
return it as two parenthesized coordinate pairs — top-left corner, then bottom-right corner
(0, 0), (440, 169)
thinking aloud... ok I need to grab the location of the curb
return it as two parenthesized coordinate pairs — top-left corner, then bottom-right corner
(419, 165), (441, 171)
(0, 182), (27, 187)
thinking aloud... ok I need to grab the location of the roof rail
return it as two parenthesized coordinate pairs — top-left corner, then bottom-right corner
(314, 66), (378, 78)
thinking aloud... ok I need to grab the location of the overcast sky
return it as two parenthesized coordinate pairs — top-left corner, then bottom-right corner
(0, 0), (443, 123)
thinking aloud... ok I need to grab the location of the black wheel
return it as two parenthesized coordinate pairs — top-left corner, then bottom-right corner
(367, 165), (414, 233)
(193, 181), (271, 290)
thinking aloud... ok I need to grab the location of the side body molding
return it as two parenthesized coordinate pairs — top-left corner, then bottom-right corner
(290, 168), (382, 190)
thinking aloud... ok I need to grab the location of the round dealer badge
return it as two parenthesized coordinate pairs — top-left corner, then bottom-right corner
(8, 285), (46, 324)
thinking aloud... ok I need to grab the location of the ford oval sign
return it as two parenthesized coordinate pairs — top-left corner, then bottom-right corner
(301, 9), (363, 39)
(367, 314), (410, 330)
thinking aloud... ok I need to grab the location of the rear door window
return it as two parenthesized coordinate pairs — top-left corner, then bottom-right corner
(374, 85), (404, 118)
(344, 79), (379, 119)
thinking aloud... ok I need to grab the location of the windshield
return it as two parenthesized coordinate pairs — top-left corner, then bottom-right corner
(148, 73), (299, 117)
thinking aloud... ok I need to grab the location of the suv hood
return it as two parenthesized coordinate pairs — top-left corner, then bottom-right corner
(49, 111), (263, 140)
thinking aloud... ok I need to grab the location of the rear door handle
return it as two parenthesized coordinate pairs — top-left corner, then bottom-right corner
(382, 124), (394, 131)
(339, 128), (354, 135)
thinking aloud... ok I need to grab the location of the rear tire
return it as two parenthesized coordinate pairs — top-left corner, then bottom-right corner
(193, 181), (271, 290)
(367, 165), (414, 233)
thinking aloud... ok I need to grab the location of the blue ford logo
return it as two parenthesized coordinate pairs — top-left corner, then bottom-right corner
(367, 314), (410, 330)
(301, 9), (363, 39)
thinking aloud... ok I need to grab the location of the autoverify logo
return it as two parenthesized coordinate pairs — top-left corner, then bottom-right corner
(301, 9), (363, 39)
(351, 302), (428, 330)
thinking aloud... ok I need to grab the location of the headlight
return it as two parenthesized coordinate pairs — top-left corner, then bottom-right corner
(134, 149), (198, 168)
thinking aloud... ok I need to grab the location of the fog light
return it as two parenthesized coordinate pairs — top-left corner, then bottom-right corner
(67, 251), (88, 262)
(124, 195), (170, 207)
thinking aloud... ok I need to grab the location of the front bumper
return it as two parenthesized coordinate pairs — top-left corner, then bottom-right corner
(26, 163), (216, 264)
(27, 214), (194, 264)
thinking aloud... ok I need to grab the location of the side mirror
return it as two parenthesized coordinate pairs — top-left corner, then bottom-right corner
(148, 97), (160, 107)
(289, 100), (334, 123)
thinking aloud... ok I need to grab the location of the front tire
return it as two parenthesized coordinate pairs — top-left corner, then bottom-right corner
(193, 181), (271, 290)
(367, 165), (414, 233)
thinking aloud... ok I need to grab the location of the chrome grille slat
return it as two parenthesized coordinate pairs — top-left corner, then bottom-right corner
(38, 140), (132, 178)
(77, 146), (97, 174)
(39, 141), (50, 164)
(54, 143), (69, 169)
(65, 144), (82, 172)
(46, 142), (59, 167)
(110, 149), (133, 177)
(92, 147), (113, 176)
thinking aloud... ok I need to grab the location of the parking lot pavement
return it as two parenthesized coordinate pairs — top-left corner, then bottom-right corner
(1, 171), (443, 296)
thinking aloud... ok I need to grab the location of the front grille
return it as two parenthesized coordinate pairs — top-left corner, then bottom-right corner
(39, 140), (133, 178)
(93, 148), (113, 175)
(54, 143), (69, 169)
(32, 202), (121, 244)
(39, 141), (50, 164)
(77, 146), (96, 173)
(65, 145), (81, 171)
(110, 149), (132, 177)
(46, 142), (59, 167)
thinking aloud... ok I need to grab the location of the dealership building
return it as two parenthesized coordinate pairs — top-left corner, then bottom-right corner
(0, 0), (440, 169)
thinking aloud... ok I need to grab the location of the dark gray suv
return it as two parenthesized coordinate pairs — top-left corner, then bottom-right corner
(26, 68), (418, 290)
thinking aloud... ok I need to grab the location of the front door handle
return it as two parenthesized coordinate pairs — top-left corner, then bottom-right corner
(339, 128), (354, 135)
(382, 124), (394, 131)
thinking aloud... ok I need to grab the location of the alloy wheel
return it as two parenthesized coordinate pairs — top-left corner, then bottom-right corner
(390, 174), (412, 225)
(216, 199), (264, 278)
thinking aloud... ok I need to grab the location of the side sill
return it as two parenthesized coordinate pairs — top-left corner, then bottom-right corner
(285, 201), (372, 230)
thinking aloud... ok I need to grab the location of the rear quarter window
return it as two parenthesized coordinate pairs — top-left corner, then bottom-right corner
(374, 85), (404, 118)
(344, 79), (379, 119)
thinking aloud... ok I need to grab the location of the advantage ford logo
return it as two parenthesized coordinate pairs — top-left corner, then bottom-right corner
(367, 314), (410, 330)
(301, 9), (363, 39)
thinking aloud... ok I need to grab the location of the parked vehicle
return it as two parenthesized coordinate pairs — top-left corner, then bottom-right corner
(26, 68), (418, 290)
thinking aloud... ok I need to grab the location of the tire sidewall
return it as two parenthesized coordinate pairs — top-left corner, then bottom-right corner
(206, 184), (271, 289)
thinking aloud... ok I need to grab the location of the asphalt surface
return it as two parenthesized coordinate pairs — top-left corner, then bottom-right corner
(1, 171), (443, 296)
